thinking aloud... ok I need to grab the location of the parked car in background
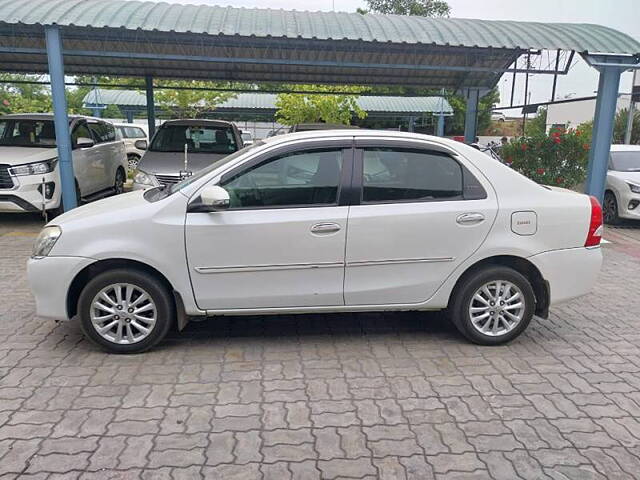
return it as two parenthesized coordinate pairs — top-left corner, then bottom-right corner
(132, 119), (242, 190)
(114, 123), (148, 171)
(603, 145), (640, 224)
(240, 131), (254, 146)
(28, 130), (603, 353)
(491, 112), (507, 122)
(0, 114), (127, 216)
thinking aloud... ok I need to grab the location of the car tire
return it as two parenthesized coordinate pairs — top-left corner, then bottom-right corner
(77, 268), (174, 354)
(449, 266), (535, 345)
(127, 154), (140, 172)
(603, 191), (620, 225)
(114, 167), (125, 195)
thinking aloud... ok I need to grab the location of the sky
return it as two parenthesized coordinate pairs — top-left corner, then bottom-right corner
(143, 0), (640, 112)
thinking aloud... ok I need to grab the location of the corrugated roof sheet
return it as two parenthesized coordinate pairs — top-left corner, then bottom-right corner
(83, 88), (147, 106)
(82, 90), (454, 114)
(0, 0), (638, 54)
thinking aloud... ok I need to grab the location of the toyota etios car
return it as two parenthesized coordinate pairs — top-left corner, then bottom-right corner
(28, 131), (603, 353)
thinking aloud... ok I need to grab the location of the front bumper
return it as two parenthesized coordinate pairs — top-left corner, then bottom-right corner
(27, 255), (96, 321)
(0, 170), (61, 213)
(529, 246), (602, 305)
(616, 189), (640, 220)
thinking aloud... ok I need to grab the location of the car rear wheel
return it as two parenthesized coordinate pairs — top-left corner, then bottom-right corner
(127, 154), (140, 172)
(114, 168), (125, 195)
(78, 269), (174, 353)
(603, 191), (620, 225)
(449, 266), (535, 345)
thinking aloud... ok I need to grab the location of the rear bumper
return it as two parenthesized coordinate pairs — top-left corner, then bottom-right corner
(529, 246), (602, 305)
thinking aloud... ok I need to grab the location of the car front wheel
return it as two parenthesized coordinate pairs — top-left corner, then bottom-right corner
(449, 266), (535, 345)
(603, 191), (620, 225)
(78, 269), (174, 353)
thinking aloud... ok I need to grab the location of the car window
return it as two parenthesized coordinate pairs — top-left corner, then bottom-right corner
(87, 122), (106, 143)
(150, 124), (237, 154)
(610, 151), (640, 172)
(0, 119), (57, 148)
(72, 122), (93, 146)
(221, 148), (343, 208)
(362, 148), (463, 203)
(102, 122), (116, 142)
(118, 126), (146, 139)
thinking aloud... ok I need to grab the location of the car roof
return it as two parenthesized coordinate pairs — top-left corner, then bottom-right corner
(261, 129), (466, 151)
(160, 119), (235, 128)
(611, 144), (640, 152)
(0, 113), (111, 123)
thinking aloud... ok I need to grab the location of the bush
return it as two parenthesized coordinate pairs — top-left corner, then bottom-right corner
(501, 128), (591, 189)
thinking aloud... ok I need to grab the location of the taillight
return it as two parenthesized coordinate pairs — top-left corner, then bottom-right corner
(585, 195), (603, 247)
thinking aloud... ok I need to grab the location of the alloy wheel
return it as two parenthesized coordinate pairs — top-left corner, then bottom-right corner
(90, 283), (157, 345)
(468, 280), (525, 337)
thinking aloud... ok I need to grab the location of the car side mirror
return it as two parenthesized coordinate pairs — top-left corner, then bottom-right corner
(134, 139), (148, 150)
(76, 137), (94, 148)
(199, 185), (230, 211)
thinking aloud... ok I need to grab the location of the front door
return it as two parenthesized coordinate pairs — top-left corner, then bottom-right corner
(344, 143), (498, 306)
(186, 145), (352, 310)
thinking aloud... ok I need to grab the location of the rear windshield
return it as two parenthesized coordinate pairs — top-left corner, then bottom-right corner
(611, 151), (640, 172)
(150, 124), (238, 154)
(0, 119), (57, 148)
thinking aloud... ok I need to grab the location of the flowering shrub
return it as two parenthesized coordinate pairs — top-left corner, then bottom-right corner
(501, 128), (590, 189)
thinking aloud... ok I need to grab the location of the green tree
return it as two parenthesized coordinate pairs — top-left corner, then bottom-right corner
(0, 74), (52, 114)
(446, 88), (500, 135)
(358, 0), (450, 16)
(154, 80), (239, 118)
(613, 108), (640, 144)
(275, 85), (368, 126)
(525, 107), (547, 136)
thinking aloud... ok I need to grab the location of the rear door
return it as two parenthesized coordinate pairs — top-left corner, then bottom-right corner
(344, 139), (498, 306)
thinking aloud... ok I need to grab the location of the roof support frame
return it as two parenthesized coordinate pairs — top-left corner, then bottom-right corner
(0, 46), (575, 76)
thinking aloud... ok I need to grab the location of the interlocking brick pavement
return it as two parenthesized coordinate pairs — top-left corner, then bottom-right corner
(2, 213), (640, 479)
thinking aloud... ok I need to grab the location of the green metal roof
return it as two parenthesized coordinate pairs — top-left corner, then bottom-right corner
(82, 89), (454, 115)
(0, 0), (637, 90)
(1, 0), (638, 54)
(83, 88), (146, 107)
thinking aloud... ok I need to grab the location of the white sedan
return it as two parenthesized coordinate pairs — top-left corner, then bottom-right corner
(603, 144), (640, 224)
(28, 130), (603, 353)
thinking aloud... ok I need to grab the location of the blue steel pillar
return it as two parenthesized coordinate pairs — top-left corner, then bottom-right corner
(464, 88), (480, 143)
(45, 26), (76, 211)
(585, 67), (622, 203)
(407, 116), (416, 132)
(437, 114), (445, 137)
(145, 75), (156, 138)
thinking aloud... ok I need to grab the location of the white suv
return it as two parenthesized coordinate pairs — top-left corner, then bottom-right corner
(28, 130), (603, 353)
(0, 114), (127, 216)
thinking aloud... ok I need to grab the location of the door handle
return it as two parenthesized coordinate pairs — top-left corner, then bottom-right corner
(311, 222), (341, 234)
(456, 213), (485, 225)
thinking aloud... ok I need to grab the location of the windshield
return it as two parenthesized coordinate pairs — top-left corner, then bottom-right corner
(150, 124), (238, 154)
(166, 140), (266, 195)
(0, 119), (57, 148)
(611, 151), (640, 172)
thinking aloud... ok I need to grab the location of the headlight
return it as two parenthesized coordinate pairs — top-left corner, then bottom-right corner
(10, 159), (57, 176)
(32, 226), (62, 258)
(133, 169), (157, 186)
(628, 182), (640, 194)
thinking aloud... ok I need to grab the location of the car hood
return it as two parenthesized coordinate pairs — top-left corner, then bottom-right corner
(137, 151), (228, 175)
(0, 146), (58, 165)
(51, 190), (150, 227)
(609, 170), (640, 184)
